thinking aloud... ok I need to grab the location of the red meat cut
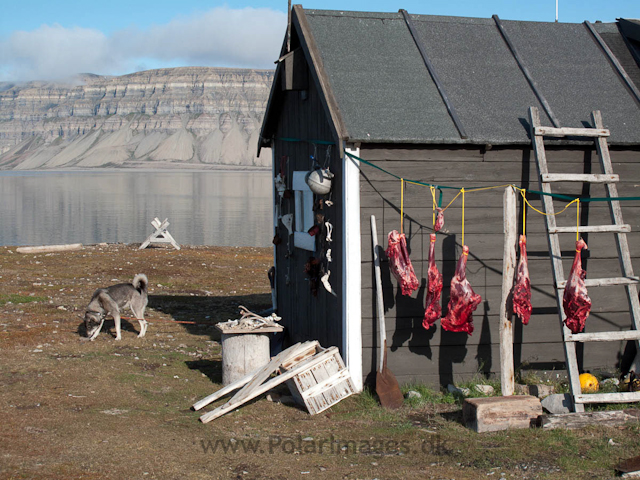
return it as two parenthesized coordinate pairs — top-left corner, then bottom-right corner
(563, 238), (591, 334)
(422, 234), (443, 330)
(434, 208), (444, 233)
(512, 235), (532, 325)
(441, 245), (481, 335)
(386, 230), (419, 296)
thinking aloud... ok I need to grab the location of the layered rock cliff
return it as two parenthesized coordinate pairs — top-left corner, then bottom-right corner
(0, 67), (274, 169)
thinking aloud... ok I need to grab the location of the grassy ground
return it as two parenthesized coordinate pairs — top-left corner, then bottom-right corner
(0, 244), (638, 479)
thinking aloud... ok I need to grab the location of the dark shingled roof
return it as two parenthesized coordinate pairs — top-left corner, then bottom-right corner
(298, 9), (640, 146)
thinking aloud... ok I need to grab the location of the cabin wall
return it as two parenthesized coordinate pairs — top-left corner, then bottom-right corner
(270, 64), (343, 351)
(359, 145), (640, 386)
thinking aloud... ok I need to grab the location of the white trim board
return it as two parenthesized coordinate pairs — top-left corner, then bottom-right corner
(342, 144), (363, 392)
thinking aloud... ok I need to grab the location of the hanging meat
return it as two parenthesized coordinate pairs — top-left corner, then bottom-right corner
(563, 238), (591, 334)
(441, 245), (481, 335)
(422, 234), (443, 330)
(386, 230), (419, 296)
(434, 207), (444, 233)
(512, 235), (532, 325)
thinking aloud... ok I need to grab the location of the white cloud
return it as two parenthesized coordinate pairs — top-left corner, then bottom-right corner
(0, 6), (286, 81)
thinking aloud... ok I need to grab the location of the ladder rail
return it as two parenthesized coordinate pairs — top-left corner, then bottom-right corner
(592, 111), (640, 371)
(529, 106), (640, 410)
(528, 106), (585, 413)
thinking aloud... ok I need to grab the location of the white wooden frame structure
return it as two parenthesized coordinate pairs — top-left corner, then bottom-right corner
(139, 217), (180, 250)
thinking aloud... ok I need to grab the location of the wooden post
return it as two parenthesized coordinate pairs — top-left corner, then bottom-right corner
(499, 187), (517, 396)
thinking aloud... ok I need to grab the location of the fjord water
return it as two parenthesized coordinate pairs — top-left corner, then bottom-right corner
(0, 170), (272, 247)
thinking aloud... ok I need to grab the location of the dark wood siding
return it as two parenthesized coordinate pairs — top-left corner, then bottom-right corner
(271, 57), (343, 352)
(359, 145), (640, 386)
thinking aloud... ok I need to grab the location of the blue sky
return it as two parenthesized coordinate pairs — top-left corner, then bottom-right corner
(1, 0), (638, 81)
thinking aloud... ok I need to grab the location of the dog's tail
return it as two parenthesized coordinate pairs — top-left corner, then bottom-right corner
(132, 274), (148, 293)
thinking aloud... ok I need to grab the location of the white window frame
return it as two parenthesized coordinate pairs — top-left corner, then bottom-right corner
(292, 171), (315, 251)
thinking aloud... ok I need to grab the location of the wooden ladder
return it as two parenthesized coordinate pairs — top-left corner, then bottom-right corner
(528, 106), (640, 412)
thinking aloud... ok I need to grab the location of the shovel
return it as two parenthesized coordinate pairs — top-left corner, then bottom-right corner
(370, 215), (404, 409)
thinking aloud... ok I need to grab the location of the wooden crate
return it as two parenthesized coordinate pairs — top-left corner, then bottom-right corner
(281, 345), (356, 415)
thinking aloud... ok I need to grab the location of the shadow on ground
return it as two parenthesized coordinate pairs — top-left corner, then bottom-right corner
(148, 293), (272, 340)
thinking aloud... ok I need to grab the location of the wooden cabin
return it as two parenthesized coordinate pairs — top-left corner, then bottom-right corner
(259, 7), (640, 390)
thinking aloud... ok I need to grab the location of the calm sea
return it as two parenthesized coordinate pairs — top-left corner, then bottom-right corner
(0, 170), (273, 247)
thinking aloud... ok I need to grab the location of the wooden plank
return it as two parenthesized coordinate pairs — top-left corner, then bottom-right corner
(529, 106), (584, 413)
(537, 409), (640, 429)
(192, 342), (305, 411)
(500, 187), (517, 396)
(584, 21), (640, 104)
(301, 369), (352, 400)
(541, 173), (618, 183)
(280, 341), (320, 370)
(493, 14), (560, 128)
(199, 347), (342, 423)
(549, 224), (631, 234)
(463, 396), (542, 433)
(16, 243), (83, 254)
(361, 256), (640, 288)
(534, 126), (610, 138)
(230, 342), (305, 405)
(360, 146), (640, 164)
(401, 9), (467, 139)
(557, 276), (640, 289)
(360, 311), (638, 347)
(566, 330), (640, 342)
(575, 391), (640, 404)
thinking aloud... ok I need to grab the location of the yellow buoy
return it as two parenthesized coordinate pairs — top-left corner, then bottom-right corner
(579, 373), (599, 393)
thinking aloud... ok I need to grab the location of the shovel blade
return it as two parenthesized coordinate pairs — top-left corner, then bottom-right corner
(376, 368), (404, 409)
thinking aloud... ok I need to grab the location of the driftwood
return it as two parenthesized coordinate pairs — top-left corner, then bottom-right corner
(499, 187), (516, 396)
(16, 243), (83, 254)
(536, 409), (640, 429)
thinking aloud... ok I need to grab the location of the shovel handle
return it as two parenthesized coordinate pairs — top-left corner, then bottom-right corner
(370, 215), (386, 374)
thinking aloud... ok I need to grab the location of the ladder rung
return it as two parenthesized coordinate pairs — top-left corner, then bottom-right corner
(557, 276), (640, 289)
(566, 330), (640, 342)
(574, 391), (640, 404)
(549, 224), (630, 234)
(534, 126), (610, 138)
(541, 173), (618, 183)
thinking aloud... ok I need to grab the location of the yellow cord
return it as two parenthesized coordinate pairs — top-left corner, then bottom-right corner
(576, 199), (580, 242)
(400, 178), (404, 235)
(430, 186), (436, 229)
(465, 184), (514, 193)
(521, 189), (527, 236)
(461, 188), (465, 246)
(395, 180), (581, 242)
(516, 188), (579, 217)
(442, 190), (462, 212)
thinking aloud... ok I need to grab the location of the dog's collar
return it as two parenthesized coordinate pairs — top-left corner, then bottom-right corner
(86, 310), (105, 318)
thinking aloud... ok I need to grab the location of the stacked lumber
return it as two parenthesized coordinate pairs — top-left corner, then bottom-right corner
(193, 341), (355, 423)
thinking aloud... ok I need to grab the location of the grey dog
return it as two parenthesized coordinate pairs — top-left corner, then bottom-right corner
(84, 274), (149, 340)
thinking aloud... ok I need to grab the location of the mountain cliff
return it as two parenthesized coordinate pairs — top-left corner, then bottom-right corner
(0, 67), (274, 170)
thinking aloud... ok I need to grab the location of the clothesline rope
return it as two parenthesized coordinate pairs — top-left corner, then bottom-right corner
(344, 151), (640, 203)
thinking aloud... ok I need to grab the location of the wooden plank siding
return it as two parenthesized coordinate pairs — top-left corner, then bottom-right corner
(359, 145), (640, 386)
(271, 57), (343, 353)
